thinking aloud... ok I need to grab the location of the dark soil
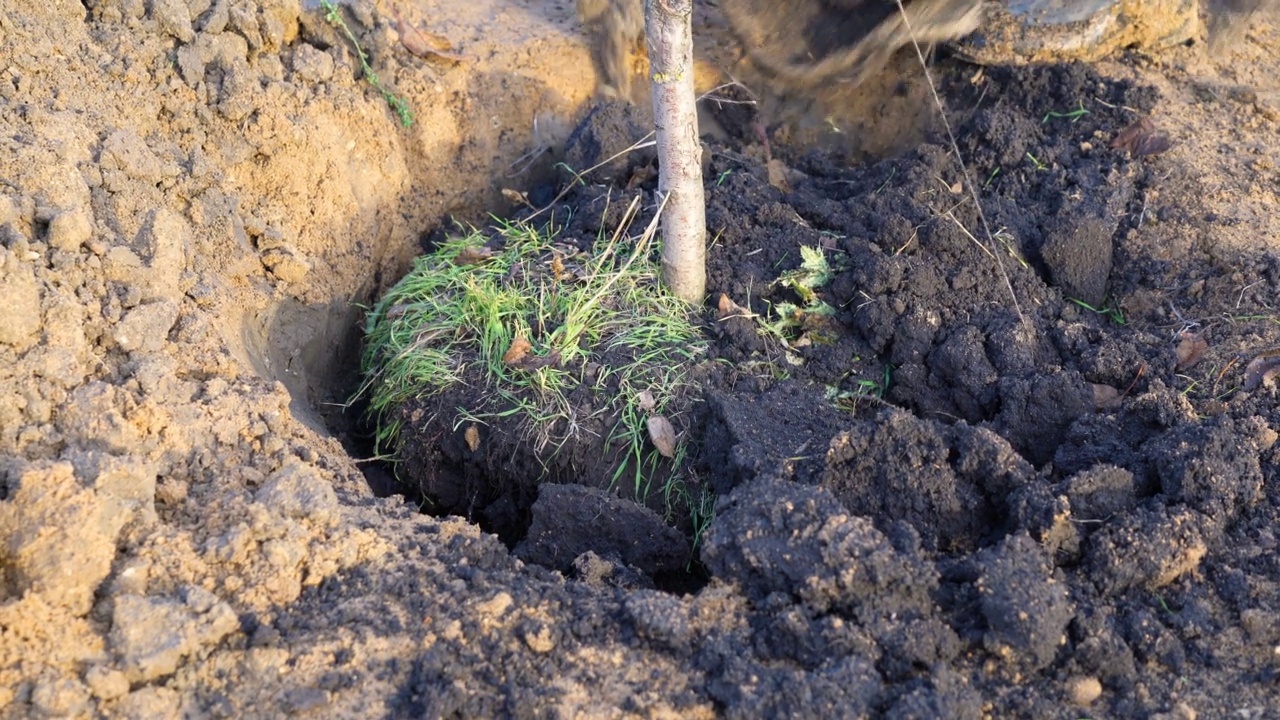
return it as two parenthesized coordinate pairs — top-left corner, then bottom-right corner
(386, 59), (1280, 715)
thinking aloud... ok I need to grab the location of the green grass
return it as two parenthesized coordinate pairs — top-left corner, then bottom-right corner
(1043, 101), (1090, 124)
(1068, 297), (1126, 325)
(357, 202), (706, 513)
(827, 364), (893, 410)
(320, 0), (414, 127)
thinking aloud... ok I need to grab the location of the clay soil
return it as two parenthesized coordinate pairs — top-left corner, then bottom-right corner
(2, 0), (1279, 717)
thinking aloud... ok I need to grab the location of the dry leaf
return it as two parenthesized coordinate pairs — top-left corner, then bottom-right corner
(1092, 383), (1122, 410)
(453, 246), (494, 266)
(1109, 117), (1151, 151)
(1174, 331), (1208, 371)
(1109, 117), (1172, 157)
(647, 415), (677, 458)
(503, 336), (531, 365)
(464, 424), (480, 452)
(550, 252), (566, 282)
(502, 188), (533, 208)
(716, 293), (751, 320)
(625, 163), (657, 190)
(1243, 349), (1280, 391)
(635, 390), (656, 413)
(1133, 133), (1172, 157)
(516, 349), (561, 371)
(392, 5), (464, 63)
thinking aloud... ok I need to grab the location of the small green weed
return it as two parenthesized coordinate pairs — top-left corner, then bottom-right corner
(1043, 101), (1090, 124)
(320, 0), (414, 127)
(720, 244), (846, 369)
(826, 364), (892, 409)
(1069, 297), (1126, 325)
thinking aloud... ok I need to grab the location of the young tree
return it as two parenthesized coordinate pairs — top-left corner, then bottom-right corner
(645, 0), (706, 303)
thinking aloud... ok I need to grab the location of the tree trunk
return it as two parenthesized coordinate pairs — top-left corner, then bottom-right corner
(645, 0), (706, 303)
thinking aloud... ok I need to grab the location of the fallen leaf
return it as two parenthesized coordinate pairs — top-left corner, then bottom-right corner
(635, 390), (656, 413)
(516, 349), (561, 371)
(1092, 383), (1122, 410)
(716, 293), (752, 320)
(502, 188), (533, 208)
(1243, 349), (1280, 391)
(625, 163), (657, 190)
(1133, 133), (1172, 158)
(453, 246), (494, 266)
(464, 425), (480, 452)
(1109, 117), (1172, 157)
(1174, 331), (1208, 371)
(503, 336), (531, 365)
(647, 415), (677, 458)
(392, 5), (464, 63)
(1109, 117), (1151, 150)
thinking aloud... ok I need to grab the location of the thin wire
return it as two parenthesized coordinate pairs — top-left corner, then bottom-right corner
(891, 0), (1026, 326)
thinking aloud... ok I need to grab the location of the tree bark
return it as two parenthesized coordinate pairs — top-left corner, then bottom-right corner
(645, 0), (706, 303)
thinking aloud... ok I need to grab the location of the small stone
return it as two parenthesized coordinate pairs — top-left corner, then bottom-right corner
(1066, 675), (1103, 707)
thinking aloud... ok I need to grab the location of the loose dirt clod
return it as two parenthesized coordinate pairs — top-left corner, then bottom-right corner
(1174, 331), (1209, 370)
(1067, 675), (1104, 706)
